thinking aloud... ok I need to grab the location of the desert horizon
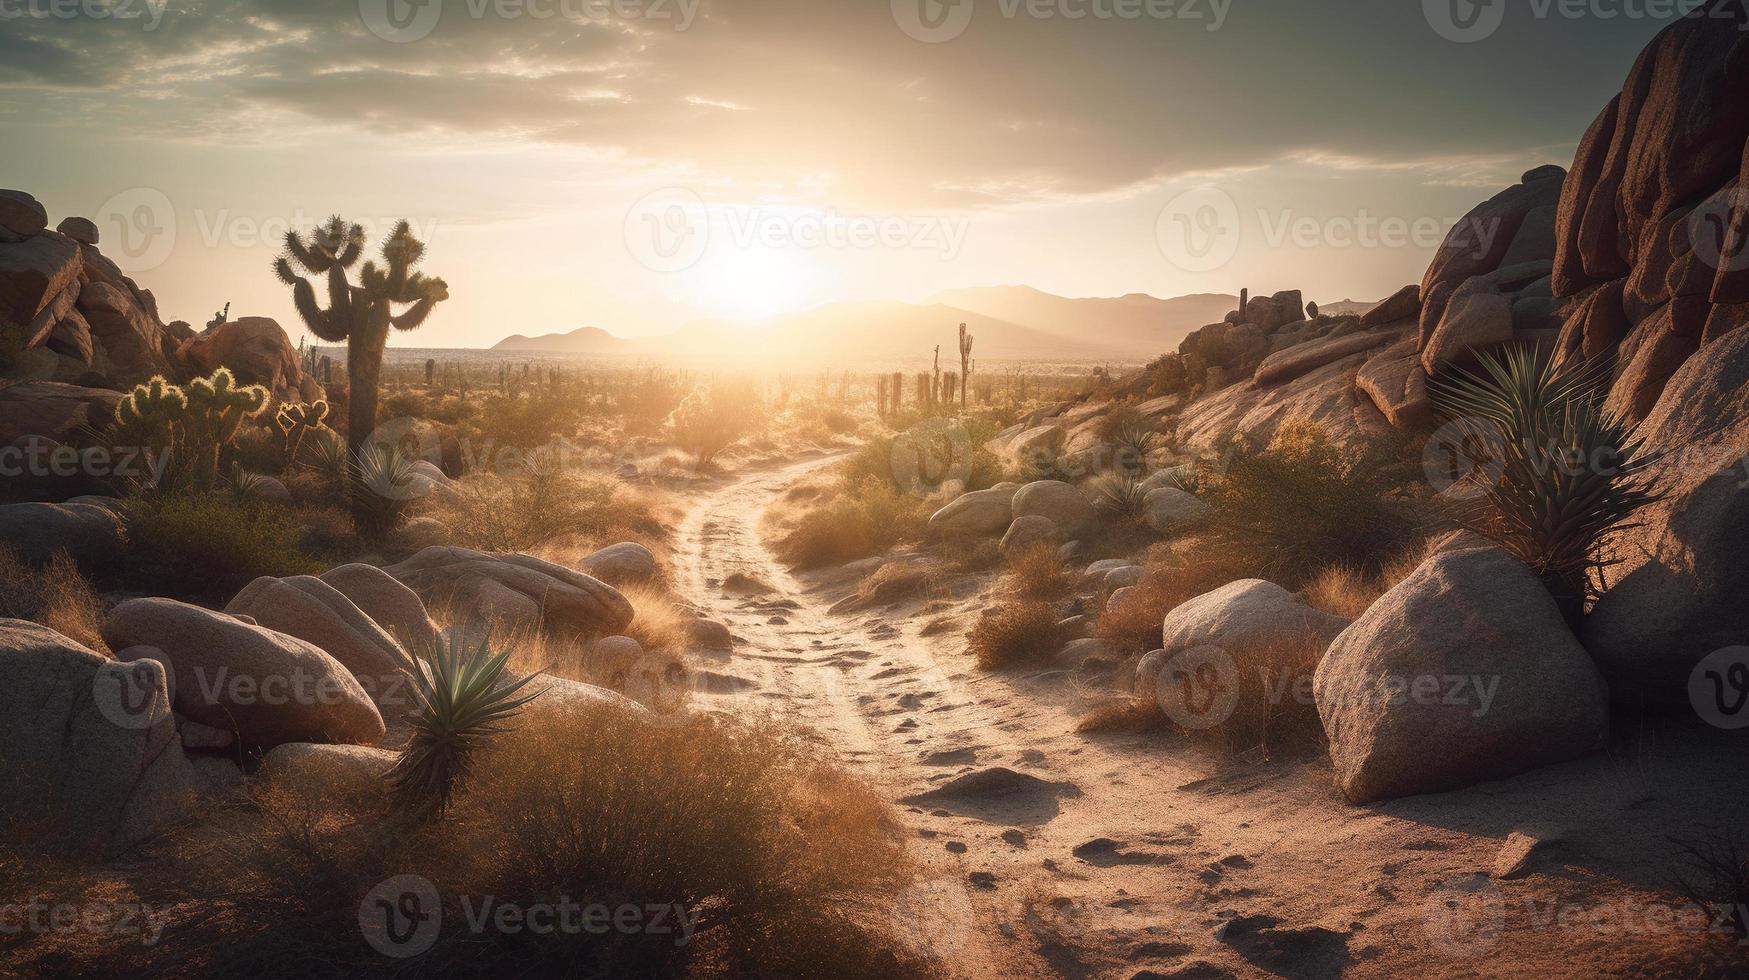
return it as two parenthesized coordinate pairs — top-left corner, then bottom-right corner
(6, 2), (1749, 979)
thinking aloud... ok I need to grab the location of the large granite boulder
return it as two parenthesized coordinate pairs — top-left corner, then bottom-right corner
(383, 547), (634, 639)
(1316, 543), (1609, 803)
(1585, 325), (1749, 704)
(76, 280), (165, 385)
(318, 562), (439, 653)
(1160, 579), (1349, 658)
(930, 483), (1022, 535)
(177, 316), (306, 400)
(1254, 328), (1401, 387)
(1011, 480), (1096, 539)
(0, 500), (123, 565)
(226, 576), (413, 712)
(0, 620), (199, 855)
(0, 380), (121, 447)
(999, 514), (1060, 554)
(0, 230), (79, 331)
(1360, 284), (1421, 329)
(1419, 166), (1566, 338)
(1142, 487), (1210, 535)
(0, 189), (48, 242)
(577, 541), (659, 587)
(102, 598), (385, 748)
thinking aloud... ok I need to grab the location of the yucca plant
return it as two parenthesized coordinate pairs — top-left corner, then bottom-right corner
(1429, 345), (1663, 624)
(386, 631), (544, 822)
(1091, 470), (1148, 524)
(350, 441), (418, 538)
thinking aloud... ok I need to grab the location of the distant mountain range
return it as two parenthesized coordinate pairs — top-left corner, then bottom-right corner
(492, 286), (1384, 365)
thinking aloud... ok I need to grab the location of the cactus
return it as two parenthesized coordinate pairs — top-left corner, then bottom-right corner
(114, 376), (188, 453)
(958, 322), (973, 411)
(274, 217), (449, 461)
(275, 399), (331, 465)
(183, 367), (269, 488)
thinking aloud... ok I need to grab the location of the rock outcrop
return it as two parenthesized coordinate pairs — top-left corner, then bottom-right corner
(1011, 480), (1096, 538)
(930, 483), (1022, 535)
(225, 575), (414, 712)
(1316, 543), (1609, 803)
(577, 541), (659, 586)
(318, 562), (440, 653)
(0, 500), (123, 565)
(178, 316), (316, 402)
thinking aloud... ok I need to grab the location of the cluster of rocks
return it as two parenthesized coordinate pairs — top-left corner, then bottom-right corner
(929, 470), (1210, 556)
(0, 539), (723, 855)
(0, 189), (319, 455)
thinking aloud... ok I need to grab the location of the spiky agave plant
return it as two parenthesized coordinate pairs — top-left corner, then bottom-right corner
(1429, 345), (1663, 623)
(386, 632), (544, 821)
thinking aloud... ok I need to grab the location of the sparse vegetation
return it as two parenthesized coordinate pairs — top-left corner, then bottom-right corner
(1002, 543), (1075, 600)
(119, 493), (318, 602)
(967, 599), (1062, 669)
(0, 547), (107, 652)
(668, 379), (764, 467)
(774, 476), (930, 568)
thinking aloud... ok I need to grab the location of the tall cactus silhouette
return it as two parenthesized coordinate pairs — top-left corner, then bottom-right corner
(273, 217), (449, 464)
(958, 322), (973, 411)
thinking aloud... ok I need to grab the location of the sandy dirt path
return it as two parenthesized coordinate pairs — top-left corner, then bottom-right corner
(671, 456), (1747, 980)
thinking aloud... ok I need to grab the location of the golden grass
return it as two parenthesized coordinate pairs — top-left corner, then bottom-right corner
(967, 599), (1063, 670)
(0, 547), (108, 653)
(1075, 696), (1173, 735)
(1092, 539), (1258, 655)
(1001, 543), (1075, 600)
(772, 476), (929, 569)
(1301, 548), (1427, 620)
(617, 582), (692, 654)
(428, 469), (667, 556)
(92, 704), (936, 979)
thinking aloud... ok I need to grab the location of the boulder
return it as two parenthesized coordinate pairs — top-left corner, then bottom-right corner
(1359, 284), (1420, 329)
(524, 674), (651, 723)
(1000, 515), (1061, 554)
(0, 189), (48, 242)
(383, 546), (634, 639)
(1161, 579), (1349, 658)
(1354, 338), (1433, 430)
(1585, 325), (1749, 704)
(0, 230), (80, 330)
(0, 501), (124, 565)
(930, 484), (1022, 535)
(578, 541), (659, 586)
(1315, 544), (1608, 803)
(1245, 294), (1286, 331)
(1499, 205), (1558, 267)
(1175, 352), (1370, 453)
(225, 576), (413, 712)
(0, 380), (121, 447)
(1271, 290), (1305, 324)
(0, 620), (199, 855)
(102, 598), (386, 748)
(1421, 168), (1565, 318)
(318, 563), (440, 652)
(684, 617), (734, 653)
(177, 316), (305, 400)
(1142, 487), (1211, 535)
(1011, 480), (1095, 538)
(55, 216), (98, 246)
(77, 280), (164, 384)
(1253, 328), (1399, 387)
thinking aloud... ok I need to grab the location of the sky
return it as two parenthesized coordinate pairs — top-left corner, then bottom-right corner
(0, 0), (1697, 348)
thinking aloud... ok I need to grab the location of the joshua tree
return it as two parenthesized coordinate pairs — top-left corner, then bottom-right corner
(274, 217), (449, 460)
(275, 399), (331, 465)
(958, 322), (973, 411)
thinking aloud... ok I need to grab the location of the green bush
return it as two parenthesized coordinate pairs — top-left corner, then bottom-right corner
(1203, 420), (1422, 588)
(120, 493), (317, 602)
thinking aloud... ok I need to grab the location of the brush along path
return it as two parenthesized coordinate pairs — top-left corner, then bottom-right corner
(671, 454), (1738, 978)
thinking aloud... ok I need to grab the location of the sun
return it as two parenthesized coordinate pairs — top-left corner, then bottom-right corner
(688, 246), (809, 322)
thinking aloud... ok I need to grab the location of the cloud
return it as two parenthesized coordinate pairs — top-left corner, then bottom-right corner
(0, 0), (1650, 210)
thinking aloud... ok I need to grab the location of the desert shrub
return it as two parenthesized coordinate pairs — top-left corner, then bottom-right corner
(774, 476), (929, 569)
(430, 470), (659, 553)
(380, 388), (428, 421)
(1301, 548), (1426, 620)
(1672, 829), (1749, 949)
(465, 390), (586, 451)
(617, 583), (690, 654)
(1093, 542), (1259, 654)
(856, 560), (943, 606)
(967, 600), (1062, 669)
(1429, 345), (1662, 621)
(1090, 470), (1148, 525)
(669, 380), (764, 467)
(1146, 352), (1190, 397)
(120, 493), (317, 602)
(1202, 420), (1422, 588)
(115, 706), (932, 979)
(1096, 405), (1158, 472)
(0, 547), (107, 651)
(1076, 696), (1173, 735)
(618, 368), (689, 431)
(1002, 543), (1074, 600)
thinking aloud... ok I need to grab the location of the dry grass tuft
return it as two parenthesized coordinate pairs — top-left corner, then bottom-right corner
(1075, 696), (1173, 735)
(0, 547), (108, 652)
(1001, 543), (1074, 600)
(106, 704), (936, 979)
(429, 469), (666, 555)
(1300, 547), (1428, 620)
(967, 600), (1062, 670)
(1092, 540), (1257, 655)
(772, 476), (929, 569)
(857, 560), (943, 607)
(617, 582), (692, 654)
